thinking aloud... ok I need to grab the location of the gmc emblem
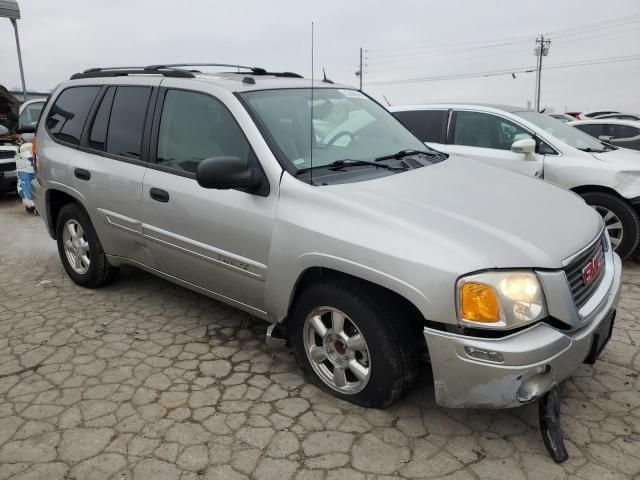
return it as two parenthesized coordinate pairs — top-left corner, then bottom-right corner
(582, 252), (603, 286)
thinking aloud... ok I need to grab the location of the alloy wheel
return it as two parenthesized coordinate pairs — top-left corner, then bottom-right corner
(594, 206), (623, 250)
(62, 219), (90, 274)
(302, 306), (371, 394)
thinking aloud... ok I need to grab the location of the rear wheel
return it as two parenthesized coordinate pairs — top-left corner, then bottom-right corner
(289, 279), (419, 408)
(55, 203), (116, 287)
(581, 191), (640, 260)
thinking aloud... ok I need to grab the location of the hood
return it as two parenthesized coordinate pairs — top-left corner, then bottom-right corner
(590, 146), (640, 165)
(329, 155), (602, 270)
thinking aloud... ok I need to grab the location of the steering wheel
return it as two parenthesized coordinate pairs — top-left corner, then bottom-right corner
(326, 131), (354, 146)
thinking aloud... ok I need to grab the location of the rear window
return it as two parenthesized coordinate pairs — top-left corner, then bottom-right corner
(393, 110), (447, 143)
(105, 86), (151, 159)
(46, 86), (100, 145)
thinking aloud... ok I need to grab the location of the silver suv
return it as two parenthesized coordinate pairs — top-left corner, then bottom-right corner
(32, 64), (621, 409)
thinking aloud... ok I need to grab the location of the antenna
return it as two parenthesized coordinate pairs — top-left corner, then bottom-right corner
(382, 95), (391, 107)
(309, 22), (314, 185)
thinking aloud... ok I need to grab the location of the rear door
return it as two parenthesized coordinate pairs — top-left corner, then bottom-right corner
(63, 79), (160, 264)
(445, 110), (544, 178)
(140, 85), (278, 314)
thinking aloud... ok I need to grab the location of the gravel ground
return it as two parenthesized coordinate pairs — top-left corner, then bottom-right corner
(0, 192), (639, 480)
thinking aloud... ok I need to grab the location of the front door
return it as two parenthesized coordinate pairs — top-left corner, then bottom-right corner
(445, 110), (545, 179)
(141, 87), (278, 314)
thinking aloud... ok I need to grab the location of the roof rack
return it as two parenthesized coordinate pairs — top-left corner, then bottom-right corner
(151, 63), (303, 78)
(69, 64), (304, 81)
(70, 66), (196, 80)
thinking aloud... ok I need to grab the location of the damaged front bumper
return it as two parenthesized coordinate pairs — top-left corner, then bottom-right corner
(424, 253), (622, 409)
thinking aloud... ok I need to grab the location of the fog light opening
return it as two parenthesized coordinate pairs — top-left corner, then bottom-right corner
(464, 346), (504, 363)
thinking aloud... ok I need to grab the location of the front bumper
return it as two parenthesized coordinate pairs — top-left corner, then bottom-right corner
(0, 170), (17, 192)
(424, 253), (622, 409)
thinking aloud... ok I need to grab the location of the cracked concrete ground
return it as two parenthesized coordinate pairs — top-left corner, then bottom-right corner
(0, 192), (638, 480)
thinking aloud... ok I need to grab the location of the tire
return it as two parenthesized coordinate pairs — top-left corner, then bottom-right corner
(55, 202), (116, 287)
(581, 192), (640, 260)
(288, 279), (419, 408)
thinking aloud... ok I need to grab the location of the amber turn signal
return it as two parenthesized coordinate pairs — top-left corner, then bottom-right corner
(460, 282), (500, 323)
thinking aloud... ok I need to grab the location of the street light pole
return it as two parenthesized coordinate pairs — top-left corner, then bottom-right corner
(10, 18), (27, 102)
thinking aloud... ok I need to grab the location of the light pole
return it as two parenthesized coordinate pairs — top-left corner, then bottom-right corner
(1, 0), (27, 102)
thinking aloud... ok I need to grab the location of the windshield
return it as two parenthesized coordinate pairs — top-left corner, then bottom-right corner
(240, 88), (427, 172)
(514, 111), (608, 151)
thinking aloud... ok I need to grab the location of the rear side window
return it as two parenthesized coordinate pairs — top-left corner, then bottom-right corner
(393, 110), (447, 143)
(89, 87), (115, 150)
(574, 123), (606, 138)
(105, 86), (151, 159)
(610, 124), (640, 139)
(46, 86), (100, 145)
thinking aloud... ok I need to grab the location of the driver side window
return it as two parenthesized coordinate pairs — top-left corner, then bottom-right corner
(453, 111), (532, 150)
(157, 90), (251, 174)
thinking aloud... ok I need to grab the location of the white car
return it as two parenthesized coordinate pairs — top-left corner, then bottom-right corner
(569, 118), (640, 151)
(549, 113), (576, 123)
(578, 110), (621, 120)
(390, 103), (640, 259)
(17, 98), (47, 142)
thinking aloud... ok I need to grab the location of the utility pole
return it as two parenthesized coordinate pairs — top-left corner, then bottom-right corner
(358, 48), (363, 90)
(533, 36), (551, 111)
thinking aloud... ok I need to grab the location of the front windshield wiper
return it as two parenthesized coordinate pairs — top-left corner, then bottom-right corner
(296, 159), (406, 176)
(579, 147), (607, 153)
(374, 148), (445, 161)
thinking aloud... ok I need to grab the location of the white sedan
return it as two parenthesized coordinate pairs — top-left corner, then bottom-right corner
(390, 103), (640, 259)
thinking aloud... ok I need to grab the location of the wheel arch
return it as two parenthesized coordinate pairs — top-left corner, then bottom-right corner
(570, 184), (626, 199)
(282, 266), (427, 339)
(46, 188), (87, 239)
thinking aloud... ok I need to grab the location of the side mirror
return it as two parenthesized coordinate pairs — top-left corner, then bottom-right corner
(511, 138), (536, 156)
(196, 156), (262, 191)
(16, 124), (36, 135)
(0, 125), (8, 136)
(599, 135), (614, 143)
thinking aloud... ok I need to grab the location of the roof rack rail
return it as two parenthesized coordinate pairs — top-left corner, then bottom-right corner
(70, 66), (195, 80)
(148, 63), (303, 78)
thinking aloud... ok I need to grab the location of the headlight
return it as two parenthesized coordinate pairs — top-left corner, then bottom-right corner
(457, 271), (547, 329)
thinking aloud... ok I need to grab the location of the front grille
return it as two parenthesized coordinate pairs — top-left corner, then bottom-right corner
(0, 162), (16, 172)
(564, 234), (606, 310)
(0, 150), (16, 159)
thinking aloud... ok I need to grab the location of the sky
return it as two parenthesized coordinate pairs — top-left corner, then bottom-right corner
(1, 0), (639, 113)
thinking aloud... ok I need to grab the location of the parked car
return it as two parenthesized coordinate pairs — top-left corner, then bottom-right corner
(17, 98), (47, 142)
(32, 65), (620, 409)
(593, 113), (640, 121)
(569, 119), (640, 151)
(0, 125), (18, 193)
(549, 113), (575, 123)
(578, 110), (621, 120)
(390, 104), (640, 259)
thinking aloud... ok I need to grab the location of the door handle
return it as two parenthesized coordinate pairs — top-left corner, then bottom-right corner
(149, 187), (170, 203)
(74, 168), (91, 181)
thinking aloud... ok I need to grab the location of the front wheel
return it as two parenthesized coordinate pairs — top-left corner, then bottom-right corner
(289, 279), (419, 408)
(581, 191), (640, 260)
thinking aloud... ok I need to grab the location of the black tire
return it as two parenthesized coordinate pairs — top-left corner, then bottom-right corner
(289, 279), (419, 408)
(55, 202), (116, 287)
(581, 192), (640, 260)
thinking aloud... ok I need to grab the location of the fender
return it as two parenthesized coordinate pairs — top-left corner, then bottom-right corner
(265, 251), (433, 323)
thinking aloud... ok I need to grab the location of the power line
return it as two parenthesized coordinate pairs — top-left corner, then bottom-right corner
(366, 54), (640, 86)
(366, 13), (640, 58)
